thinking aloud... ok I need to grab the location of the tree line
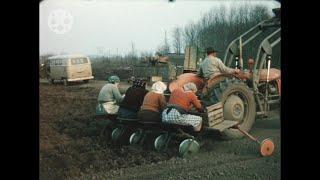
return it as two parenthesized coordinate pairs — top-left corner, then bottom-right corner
(165, 3), (280, 68)
(40, 3), (281, 80)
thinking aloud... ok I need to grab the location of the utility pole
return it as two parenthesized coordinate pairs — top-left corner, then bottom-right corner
(131, 42), (135, 76)
(116, 48), (119, 61)
(164, 30), (170, 54)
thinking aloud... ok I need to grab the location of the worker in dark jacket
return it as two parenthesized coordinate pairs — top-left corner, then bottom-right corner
(118, 79), (149, 119)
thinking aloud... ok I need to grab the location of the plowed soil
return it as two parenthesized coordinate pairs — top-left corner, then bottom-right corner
(40, 80), (280, 180)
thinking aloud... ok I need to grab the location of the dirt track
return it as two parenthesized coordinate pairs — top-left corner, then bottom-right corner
(39, 80), (280, 180)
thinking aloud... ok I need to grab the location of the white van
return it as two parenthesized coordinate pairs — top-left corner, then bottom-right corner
(46, 54), (94, 85)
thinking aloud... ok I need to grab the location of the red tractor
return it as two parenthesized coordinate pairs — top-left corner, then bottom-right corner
(169, 8), (281, 140)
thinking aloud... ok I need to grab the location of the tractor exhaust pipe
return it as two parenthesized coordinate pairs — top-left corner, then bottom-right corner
(264, 55), (272, 116)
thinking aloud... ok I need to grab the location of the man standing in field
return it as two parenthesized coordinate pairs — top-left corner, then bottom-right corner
(197, 47), (240, 79)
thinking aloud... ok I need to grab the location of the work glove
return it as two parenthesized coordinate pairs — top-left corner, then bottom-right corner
(198, 107), (206, 113)
(196, 92), (203, 99)
(234, 69), (241, 74)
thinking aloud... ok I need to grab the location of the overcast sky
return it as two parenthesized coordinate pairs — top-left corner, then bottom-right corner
(39, 0), (280, 56)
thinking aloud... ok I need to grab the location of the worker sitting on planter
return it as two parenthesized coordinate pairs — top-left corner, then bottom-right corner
(197, 47), (240, 79)
(138, 81), (167, 122)
(117, 79), (149, 119)
(97, 75), (123, 115)
(162, 82), (205, 132)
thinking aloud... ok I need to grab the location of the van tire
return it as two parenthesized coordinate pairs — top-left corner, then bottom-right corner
(48, 79), (54, 85)
(63, 79), (68, 86)
(83, 80), (89, 83)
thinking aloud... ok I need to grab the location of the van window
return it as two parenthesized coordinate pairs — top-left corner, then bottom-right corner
(71, 58), (88, 65)
(49, 59), (67, 66)
(61, 59), (67, 65)
(49, 59), (55, 66)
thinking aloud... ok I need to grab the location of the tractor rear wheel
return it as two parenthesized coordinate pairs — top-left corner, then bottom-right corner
(206, 78), (256, 139)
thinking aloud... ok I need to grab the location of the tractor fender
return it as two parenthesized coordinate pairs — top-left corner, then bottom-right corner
(169, 73), (244, 95)
(202, 73), (242, 95)
(258, 68), (281, 82)
(257, 68), (281, 96)
(168, 73), (204, 92)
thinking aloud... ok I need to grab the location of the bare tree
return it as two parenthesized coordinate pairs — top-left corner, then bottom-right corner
(140, 51), (153, 58)
(157, 30), (171, 55)
(172, 27), (182, 54)
(178, 3), (274, 65)
(131, 42), (139, 63)
(163, 30), (170, 54)
(183, 22), (198, 47)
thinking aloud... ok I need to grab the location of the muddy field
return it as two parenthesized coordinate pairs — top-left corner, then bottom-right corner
(39, 80), (280, 180)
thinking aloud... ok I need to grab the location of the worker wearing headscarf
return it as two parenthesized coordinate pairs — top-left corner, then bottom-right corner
(138, 81), (167, 122)
(118, 79), (149, 119)
(97, 75), (123, 114)
(162, 82), (204, 131)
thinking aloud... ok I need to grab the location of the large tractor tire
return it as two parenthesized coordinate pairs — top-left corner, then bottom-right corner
(206, 78), (256, 139)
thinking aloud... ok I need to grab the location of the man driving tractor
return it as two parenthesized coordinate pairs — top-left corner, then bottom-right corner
(197, 47), (240, 79)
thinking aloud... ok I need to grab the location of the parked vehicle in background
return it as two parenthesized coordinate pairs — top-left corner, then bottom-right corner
(46, 54), (94, 85)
